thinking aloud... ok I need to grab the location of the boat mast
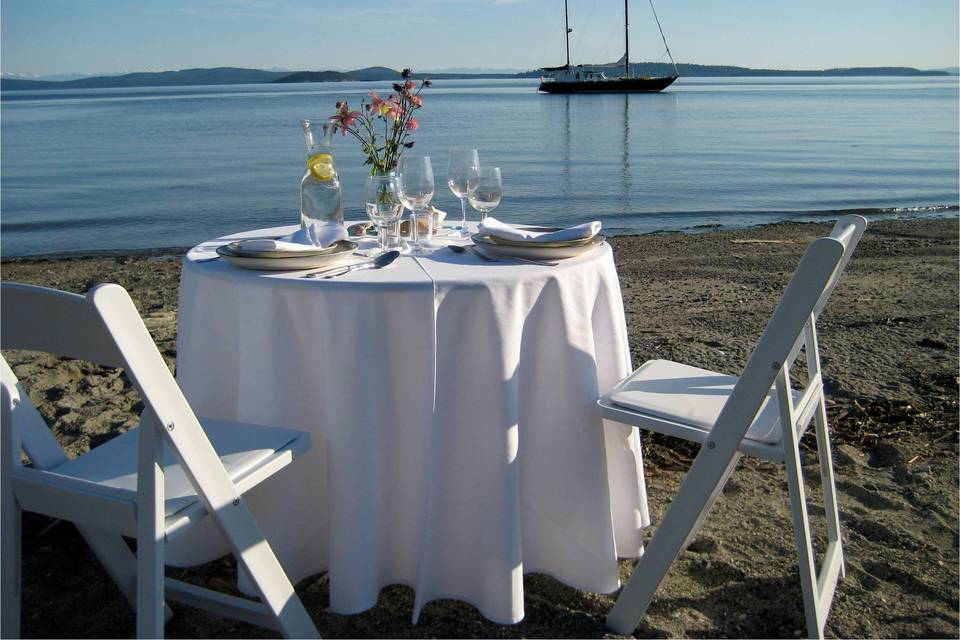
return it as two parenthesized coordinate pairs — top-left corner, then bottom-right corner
(624, 0), (630, 78)
(564, 0), (572, 68)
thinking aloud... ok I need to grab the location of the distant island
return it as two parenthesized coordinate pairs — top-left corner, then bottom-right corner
(0, 63), (951, 91)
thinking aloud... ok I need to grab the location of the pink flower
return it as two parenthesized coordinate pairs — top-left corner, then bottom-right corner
(406, 118), (419, 130)
(368, 91), (386, 109)
(404, 80), (416, 91)
(385, 99), (403, 120)
(408, 94), (423, 108)
(368, 91), (393, 117)
(330, 101), (362, 134)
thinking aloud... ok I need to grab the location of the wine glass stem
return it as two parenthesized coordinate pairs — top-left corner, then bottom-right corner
(410, 210), (420, 249)
(377, 224), (386, 252)
(459, 197), (467, 231)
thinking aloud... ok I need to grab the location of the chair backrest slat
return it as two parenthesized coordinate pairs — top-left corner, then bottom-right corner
(0, 357), (70, 470)
(814, 215), (867, 319)
(1, 283), (125, 368)
(784, 217), (865, 367)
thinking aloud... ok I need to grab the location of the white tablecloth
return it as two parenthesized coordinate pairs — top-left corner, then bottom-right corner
(171, 224), (650, 624)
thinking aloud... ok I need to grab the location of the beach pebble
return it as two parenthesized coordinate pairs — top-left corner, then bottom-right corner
(686, 536), (719, 554)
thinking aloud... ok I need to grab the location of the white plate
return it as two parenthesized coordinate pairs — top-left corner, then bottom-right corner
(472, 234), (606, 260)
(216, 240), (358, 271)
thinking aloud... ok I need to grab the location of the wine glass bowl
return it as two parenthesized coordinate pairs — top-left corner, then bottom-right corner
(468, 166), (502, 221)
(397, 155), (436, 255)
(365, 175), (404, 253)
(447, 149), (480, 237)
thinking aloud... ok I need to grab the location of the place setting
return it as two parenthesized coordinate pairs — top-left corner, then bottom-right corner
(205, 223), (357, 271)
(465, 217), (605, 262)
(204, 225), (402, 279)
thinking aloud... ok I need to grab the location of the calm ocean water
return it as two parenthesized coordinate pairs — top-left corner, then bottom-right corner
(1, 76), (957, 257)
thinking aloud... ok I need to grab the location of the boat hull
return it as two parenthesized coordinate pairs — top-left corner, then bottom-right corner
(538, 75), (678, 94)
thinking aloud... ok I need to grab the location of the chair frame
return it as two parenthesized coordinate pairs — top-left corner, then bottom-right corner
(0, 282), (320, 638)
(601, 216), (866, 639)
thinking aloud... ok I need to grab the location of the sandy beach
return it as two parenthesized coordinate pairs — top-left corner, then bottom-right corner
(1, 217), (957, 638)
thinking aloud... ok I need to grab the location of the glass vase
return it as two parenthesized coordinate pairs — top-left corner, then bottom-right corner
(300, 119), (344, 228)
(371, 170), (403, 251)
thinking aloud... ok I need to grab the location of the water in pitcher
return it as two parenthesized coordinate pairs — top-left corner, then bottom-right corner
(300, 119), (344, 227)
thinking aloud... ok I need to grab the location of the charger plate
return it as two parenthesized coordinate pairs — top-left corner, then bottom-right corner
(472, 234), (605, 259)
(216, 240), (358, 271)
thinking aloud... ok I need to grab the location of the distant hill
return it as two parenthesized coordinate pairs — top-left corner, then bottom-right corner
(677, 64), (949, 77)
(273, 70), (351, 83)
(342, 67), (404, 81)
(1, 63), (950, 91)
(1, 67), (287, 90)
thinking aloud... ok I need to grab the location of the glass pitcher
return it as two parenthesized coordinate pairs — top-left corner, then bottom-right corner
(300, 119), (344, 228)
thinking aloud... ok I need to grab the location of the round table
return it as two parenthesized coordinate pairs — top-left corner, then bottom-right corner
(171, 224), (650, 625)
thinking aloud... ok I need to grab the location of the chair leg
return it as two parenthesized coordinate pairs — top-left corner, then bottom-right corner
(1, 488), (21, 639)
(606, 451), (741, 635)
(782, 420), (826, 640)
(137, 419), (166, 639)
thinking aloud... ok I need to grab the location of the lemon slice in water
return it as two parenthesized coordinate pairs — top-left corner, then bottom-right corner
(307, 153), (335, 181)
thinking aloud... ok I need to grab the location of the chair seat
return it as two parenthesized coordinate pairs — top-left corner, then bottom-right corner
(48, 418), (305, 518)
(606, 359), (793, 445)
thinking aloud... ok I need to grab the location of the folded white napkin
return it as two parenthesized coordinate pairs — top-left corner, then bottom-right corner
(478, 217), (601, 243)
(235, 222), (348, 253)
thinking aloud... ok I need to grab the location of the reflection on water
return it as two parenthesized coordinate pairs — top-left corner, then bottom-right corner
(622, 95), (631, 215)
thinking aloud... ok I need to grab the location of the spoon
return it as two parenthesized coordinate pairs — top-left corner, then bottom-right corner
(448, 243), (558, 267)
(302, 250), (400, 279)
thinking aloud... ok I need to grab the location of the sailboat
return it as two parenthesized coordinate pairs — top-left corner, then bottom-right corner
(538, 0), (678, 94)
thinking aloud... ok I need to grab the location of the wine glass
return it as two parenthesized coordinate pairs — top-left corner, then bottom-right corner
(397, 155), (435, 255)
(447, 149), (480, 238)
(468, 166), (502, 221)
(365, 174), (404, 253)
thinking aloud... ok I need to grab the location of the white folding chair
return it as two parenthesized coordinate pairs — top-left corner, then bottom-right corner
(598, 215), (867, 639)
(0, 282), (320, 639)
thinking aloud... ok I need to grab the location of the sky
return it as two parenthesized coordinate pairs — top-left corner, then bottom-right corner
(1, 0), (958, 77)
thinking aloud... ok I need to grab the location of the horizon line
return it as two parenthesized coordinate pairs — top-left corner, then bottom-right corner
(3, 62), (958, 79)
